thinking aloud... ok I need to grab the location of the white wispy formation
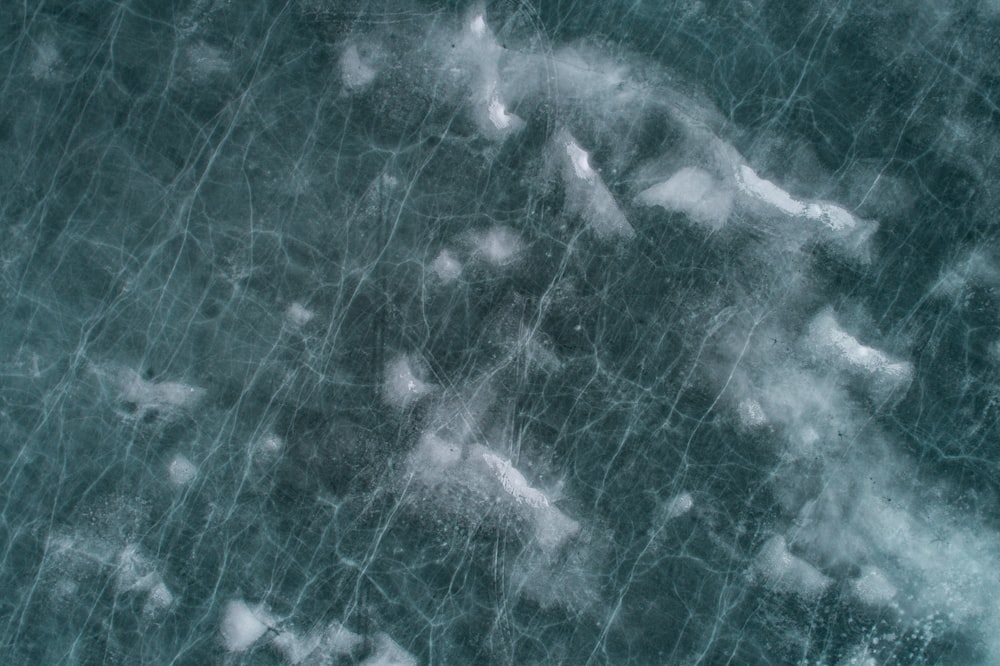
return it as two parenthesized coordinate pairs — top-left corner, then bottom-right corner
(552, 130), (634, 240)
(340, 43), (377, 90)
(754, 534), (832, 597)
(637, 166), (734, 229)
(383, 354), (434, 408)
(221, 599), (275, 653)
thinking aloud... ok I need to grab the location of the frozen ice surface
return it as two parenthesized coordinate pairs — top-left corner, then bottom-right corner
(3, 1), (999, 664)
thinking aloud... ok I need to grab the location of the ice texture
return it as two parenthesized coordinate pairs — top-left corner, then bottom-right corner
(3, 1), (998, 664)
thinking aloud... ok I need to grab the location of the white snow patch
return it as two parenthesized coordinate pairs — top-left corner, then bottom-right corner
(271, 621), (363, 664)
(807, 310), (912, 396)
(360, 632), (417, 666)
(754, 534), (831, 597)
(384, 354), (434, 408)
(664, 492), (694, 519)
(486, 93), (523, 132)
(471, 13), (489, 37)
(168, 454), (197, 485)
(553, 130), (634, 240)
(482, 452), (549, 508)
(340, 44), (376, 90)
(637, 167), (733, 229)
(737, 398), (767, 427)
(103, 366), (205, 417)
(430, 249), (462, 282)
(852, 565), (897, 605)
(737, 165), (805, 217)
(470, 226), (523, 266)
(286, 302), (315, 327)
(221, 599), (274, 653)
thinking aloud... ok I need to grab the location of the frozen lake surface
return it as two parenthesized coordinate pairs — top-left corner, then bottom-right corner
(1, 1), (999, 663)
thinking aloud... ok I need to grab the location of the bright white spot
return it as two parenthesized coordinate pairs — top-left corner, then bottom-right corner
(737, 165), (804, 217)
(220, 599), (273, 653)
(470, 14), (487, 37)
(487, 95), (518, 130)
(168, 455), (197, 485)
(565, 140), (596, 180)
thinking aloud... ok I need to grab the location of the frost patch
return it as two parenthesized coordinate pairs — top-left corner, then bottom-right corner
(221, 599), (275, 653)
(637, 167), (733, 229)
(341, 43), (377, 90)
(168, 454), (197, 485)
(754, 534), (831, 597)
(552, 130), (634, 240)
(383, 354), (434, 408)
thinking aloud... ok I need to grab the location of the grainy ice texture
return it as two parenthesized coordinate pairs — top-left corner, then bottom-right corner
(1, 0), (999, 664)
